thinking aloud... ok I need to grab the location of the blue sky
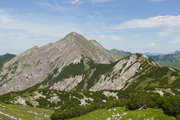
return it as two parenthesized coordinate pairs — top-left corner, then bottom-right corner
(0, 0), (180, 55)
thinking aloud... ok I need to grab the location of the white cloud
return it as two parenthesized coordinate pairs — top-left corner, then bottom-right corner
(100, 35), (121, 40)
(63, 0), (83, 4)
(146, 43), (157, 46)
(150, 0), (166, 2)
(111, 15), (180, 29)
(91, 0), (113, 3)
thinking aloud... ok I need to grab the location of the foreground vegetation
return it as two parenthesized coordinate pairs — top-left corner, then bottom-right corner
(0, 102), (53, 120)
(1, 88), (180, 120)
(50, 92), (180, 120)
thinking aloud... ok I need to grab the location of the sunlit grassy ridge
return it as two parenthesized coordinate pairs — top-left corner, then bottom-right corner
(70, 107), (175, 120)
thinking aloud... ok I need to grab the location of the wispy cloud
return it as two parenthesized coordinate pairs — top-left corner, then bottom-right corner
(157, 28), (177, 36)
(91, 0), (113, 3)
(63, 0), (83, 4)
(36, 1), (69, 12)
(150, 0), (166, 2)
(0, 15), (11, 23)
(0, 10), (6, 13)
(0, 35), (6, 38)
(0, 6), (104, 54)
(133, 34), (141, 37)
(111, 15), (180, 29)
(146, 43), (157, 46)
(100, 35), (121, 40)
(172, 36), (180, 43)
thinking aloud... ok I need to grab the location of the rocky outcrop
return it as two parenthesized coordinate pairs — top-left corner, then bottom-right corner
(89, 54), (160, 91)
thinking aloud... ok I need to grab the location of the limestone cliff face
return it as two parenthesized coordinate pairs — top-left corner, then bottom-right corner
(37, 53), (163, 92)
(0, 32), (122, 94)
(89, 54), (160, 91)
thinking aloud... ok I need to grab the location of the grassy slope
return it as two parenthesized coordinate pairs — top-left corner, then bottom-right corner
(70, 107), (175, 120)
(158, 61), (180, 70)
(0, 102), (53, 120)
(128, 66), (180, 91)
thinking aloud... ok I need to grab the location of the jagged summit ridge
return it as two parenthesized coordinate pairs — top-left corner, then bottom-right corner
(60, 32), (87, 43)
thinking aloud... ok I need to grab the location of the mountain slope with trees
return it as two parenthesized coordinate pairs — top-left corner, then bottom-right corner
(0, 53), (15, 70)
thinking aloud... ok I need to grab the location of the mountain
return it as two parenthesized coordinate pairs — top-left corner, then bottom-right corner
(143, 52), (165, 56)
(170, 50), (180, 55)
(0, 32), (122, 95)
(150, 53), (180, 70)
(0, 53), (16, 70)
(0, 32), (180, 95)
(110, 49), (132, 56)
(1, 33), (180, 120)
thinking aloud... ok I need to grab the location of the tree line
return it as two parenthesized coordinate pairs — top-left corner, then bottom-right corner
(51, 91), (180, 120)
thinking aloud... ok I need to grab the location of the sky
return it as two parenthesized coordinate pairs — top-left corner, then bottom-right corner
(0, 0), (180, 55)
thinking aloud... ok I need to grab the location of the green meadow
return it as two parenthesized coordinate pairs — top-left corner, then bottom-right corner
(0, 102), (54, 120)
(70, 107), (175, 120)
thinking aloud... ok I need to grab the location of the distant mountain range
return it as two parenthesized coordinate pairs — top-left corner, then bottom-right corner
(109, 49), (132, 56)
(150, 54), (180, 70)
(110, 49), (166, 56)
(170, 50), (180, 55)
(0, 32), (179, 95)
(110, 49), (180, 57)
(143, 50), (180, 56)
(110, 49), (180, 70)
(143, 52), (165, 56)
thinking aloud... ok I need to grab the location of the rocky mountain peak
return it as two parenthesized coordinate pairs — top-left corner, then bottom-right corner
(61, 32), (87, 43)
(0, 32), (122, 94)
